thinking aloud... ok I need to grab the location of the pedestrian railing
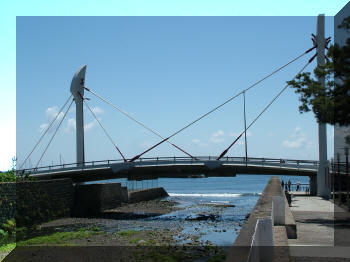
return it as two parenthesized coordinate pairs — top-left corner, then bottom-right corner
(17, 156), (319, 175)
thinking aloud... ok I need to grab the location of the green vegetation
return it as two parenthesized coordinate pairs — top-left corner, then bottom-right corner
(118, 229), (138, 238)
(128, 237), (142, 244)
(0, 242), (16, 262)
(288, 16), (350, 144)
(0, 243), (16, 253)
(147, 231), (156, 237)
(0, 219), (16, 246)
(17, 228), (101, 246)
(0, 170), (16, 182)
(0, 169), (35, 182)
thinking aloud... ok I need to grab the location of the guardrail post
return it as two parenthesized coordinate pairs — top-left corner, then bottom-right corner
(337, 154), (341, 204)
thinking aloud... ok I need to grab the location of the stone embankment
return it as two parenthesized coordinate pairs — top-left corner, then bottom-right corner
(0, 178), (169, 224)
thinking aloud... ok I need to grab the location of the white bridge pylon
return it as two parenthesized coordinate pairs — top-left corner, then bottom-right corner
(70, 65), (87, 167)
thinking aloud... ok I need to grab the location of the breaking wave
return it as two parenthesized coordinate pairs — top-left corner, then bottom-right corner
(168, 192), (261, 198)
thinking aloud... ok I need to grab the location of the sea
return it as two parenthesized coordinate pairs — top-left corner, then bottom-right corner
(97, 174), (309, 246)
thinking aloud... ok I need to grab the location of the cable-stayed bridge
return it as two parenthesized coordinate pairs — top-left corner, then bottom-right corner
(22, 156), (318, 183)
(17, 23), (330, 196)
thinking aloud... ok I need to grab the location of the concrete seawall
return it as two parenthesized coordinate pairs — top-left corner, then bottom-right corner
(226, 176), (295, 262)
(74, 184), (169, 215)
(73, 182), (123, 216)
(128, 187), (169, 203)
(0, 179), (73, 227)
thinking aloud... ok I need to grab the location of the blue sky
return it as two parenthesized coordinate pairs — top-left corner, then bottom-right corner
(1, 0), (349, 170)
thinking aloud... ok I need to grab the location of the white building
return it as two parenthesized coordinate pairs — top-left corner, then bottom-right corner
(334, 2), (350, 163)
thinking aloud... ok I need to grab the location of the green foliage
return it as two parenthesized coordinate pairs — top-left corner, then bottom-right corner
(16, 170), (36, 182)
(288, 16), (350, 128)
(128, 237), (142, 244)
(2, 219), (16, 235)
(118, 230), (138, 237)
(0, 169), (35, 182)
(0, 242), (16, 253)
(0, 219), (16, 245)
(0, 170), (16, 182)
(17, 229), (100, 246)
(0, 229), (9, 240)
(90, 225), (100, 232)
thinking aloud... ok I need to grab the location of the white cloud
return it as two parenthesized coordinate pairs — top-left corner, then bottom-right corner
(39, 105), (104, 134)
(38, 106), (65, 133)
(84, 119), (98, 132)
(63, 118), (98, 133)
(91, 106), (104, 115)
(65, 118), (76, 133)
(46, 106), (64, 121)
(192, 139), (208, 147)
(39, 123), (49, 133)
(210, 130), (225, 143)
(282, 126), (312, 149)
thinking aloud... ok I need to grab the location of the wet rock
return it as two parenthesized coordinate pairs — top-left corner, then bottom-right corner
(185, 213), (219, 221)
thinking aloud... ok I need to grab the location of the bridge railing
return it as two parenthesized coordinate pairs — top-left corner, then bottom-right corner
(19, 156), (319, 175)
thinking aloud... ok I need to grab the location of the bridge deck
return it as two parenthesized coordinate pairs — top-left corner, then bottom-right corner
(20, 157), (318, 183)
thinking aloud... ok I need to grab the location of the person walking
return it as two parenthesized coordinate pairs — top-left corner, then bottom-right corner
(281, 180), (285, 189)
(288, 180), (291, 191)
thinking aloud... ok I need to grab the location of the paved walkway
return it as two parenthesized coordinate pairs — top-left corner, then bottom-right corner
(288, 196), (350, 261)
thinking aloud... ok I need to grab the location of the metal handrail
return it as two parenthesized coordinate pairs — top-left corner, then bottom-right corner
(18, 156), (320, 174)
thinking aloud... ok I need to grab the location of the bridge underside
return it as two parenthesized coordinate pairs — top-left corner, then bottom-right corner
(31, 163), (316, 183)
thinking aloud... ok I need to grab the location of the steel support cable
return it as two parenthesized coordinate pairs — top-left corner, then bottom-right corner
(35, 99), (74, 169)
(19, 94), (73, 170)
(216, 56), (316, 160)
(127, 47), (315, 162)
(83, 87), (197, 160)
(83, 99), (127, 162)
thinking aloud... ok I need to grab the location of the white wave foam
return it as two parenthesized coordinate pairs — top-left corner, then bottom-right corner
(168, 193), (260, 198)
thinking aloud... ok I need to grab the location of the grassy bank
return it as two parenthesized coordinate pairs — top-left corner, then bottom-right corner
(17, 228), (101, 246)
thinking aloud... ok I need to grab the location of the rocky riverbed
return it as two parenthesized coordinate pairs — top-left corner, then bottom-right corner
(6, 198), (246, 261)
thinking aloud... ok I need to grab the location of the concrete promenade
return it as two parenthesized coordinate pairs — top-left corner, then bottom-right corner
(288, 195), (350, 261)
(226, 177), (350, 262)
